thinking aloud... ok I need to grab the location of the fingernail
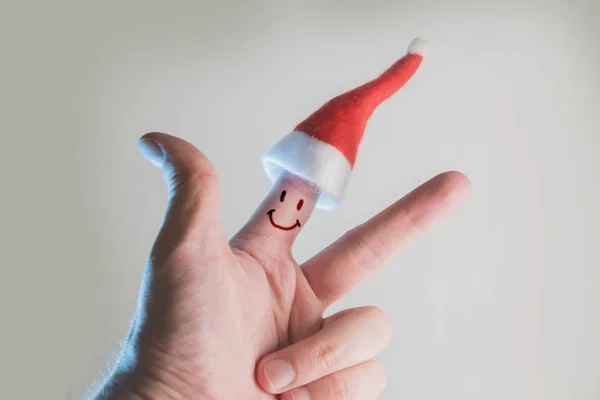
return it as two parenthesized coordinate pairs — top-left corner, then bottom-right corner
(289, 387), (311, 400)
(264, 359), (295, 391)
(138, 139), (165, 168)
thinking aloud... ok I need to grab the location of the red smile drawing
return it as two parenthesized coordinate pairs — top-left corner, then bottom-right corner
(267, 209), (301, 231)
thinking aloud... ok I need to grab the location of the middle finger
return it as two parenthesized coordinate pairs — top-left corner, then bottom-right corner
(230, 172), (319, 256)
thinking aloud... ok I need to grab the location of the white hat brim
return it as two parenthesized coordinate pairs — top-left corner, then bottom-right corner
(262, 131), (352, 210)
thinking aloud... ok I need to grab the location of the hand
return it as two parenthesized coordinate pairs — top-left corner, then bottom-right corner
(93, 132), (470, 400)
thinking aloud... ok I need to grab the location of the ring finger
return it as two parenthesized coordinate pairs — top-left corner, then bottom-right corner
(256, 306), (392, 394)
(281, 360), (387, 400)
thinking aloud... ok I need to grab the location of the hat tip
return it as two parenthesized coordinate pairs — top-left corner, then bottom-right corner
(407, 37), (429, 57)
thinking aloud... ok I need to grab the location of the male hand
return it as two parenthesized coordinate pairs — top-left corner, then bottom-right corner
(93, 132), (470, 400)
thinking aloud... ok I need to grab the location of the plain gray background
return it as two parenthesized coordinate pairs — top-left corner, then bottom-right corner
(1, 0), (599, 399)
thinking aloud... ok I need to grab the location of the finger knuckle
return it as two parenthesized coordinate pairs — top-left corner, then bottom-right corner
(362, 306), (393, 345)
(310, 341), (338, 371)
(369, 360), (388, 393)
(165, 156), (219, 198)
(328, 372), (351, 398)
(344, 228), (388, 270)
(399, 206), (424, 235)
(170, 171), (219, 201)
(362, 305), (386, 319)
(190, 168), (220, 190)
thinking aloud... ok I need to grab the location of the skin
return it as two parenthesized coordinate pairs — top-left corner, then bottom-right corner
(267, 197), (303, 231)
(92, 132), (470, 400)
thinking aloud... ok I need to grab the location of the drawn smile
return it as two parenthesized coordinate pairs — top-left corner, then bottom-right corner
(267, 209), (301, 231)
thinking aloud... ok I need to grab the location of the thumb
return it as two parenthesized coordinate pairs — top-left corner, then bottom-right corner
(138, 132), (224, 254)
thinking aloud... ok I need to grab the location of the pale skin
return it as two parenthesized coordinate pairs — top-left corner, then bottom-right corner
(92, 132), (470, 400)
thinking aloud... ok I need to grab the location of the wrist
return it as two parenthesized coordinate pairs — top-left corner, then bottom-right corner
(91, 369), (143, 400)
(93, 369), (198, 400)
(126, 373), (195, 400)
(95, 343), (212, 400)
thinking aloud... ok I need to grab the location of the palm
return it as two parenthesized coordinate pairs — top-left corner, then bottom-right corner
(220, 249), (349, 399)
(211, 251), (304, 400)
(139, 240), (314, 399)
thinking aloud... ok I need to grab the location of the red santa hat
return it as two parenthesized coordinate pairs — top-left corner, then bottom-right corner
(262, 37), (429, 210)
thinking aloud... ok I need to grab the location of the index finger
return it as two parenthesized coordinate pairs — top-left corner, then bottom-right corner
(302, 171), (470, 308)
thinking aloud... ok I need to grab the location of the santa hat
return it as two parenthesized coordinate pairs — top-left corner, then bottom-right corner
(262, 37), (429, 210)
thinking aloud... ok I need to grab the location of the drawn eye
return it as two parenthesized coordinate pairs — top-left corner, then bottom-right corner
(280, 190), (287, 202)
(297, 199), (304, 211)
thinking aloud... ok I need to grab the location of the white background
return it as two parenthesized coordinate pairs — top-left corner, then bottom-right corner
(1, 0), (599, 399)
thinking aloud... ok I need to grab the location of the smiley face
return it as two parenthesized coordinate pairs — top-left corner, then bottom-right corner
(266, 190), (304, 231)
